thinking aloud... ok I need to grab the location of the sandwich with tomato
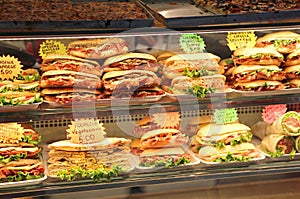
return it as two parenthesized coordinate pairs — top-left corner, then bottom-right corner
(255, 31), (300, 54)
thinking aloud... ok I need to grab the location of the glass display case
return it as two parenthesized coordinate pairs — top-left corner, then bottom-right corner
(0, 1), (300, 198)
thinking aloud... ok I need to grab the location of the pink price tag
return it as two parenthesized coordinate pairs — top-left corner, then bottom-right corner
(262, 104), (287, 124)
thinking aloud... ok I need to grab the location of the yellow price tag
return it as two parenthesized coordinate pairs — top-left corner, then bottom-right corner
(39, 40), (67, 59)
(227, 31), (257, 51)
(0, 123), (24, 144)
(0, 55), (23, 80)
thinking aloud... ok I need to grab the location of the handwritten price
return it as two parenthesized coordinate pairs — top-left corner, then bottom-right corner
(0, 69), (12, 75)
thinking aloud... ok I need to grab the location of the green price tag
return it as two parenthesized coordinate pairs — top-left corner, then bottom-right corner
(214, 108), (238, 124)
(179, 33), (206, 53)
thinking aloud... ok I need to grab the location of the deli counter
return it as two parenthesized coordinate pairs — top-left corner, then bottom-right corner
(0, 0), (300, 198)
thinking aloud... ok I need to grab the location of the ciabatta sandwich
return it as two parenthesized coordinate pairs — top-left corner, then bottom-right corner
(233, 47), (284, 66)
(41, 70), (103, 89)
(40, 54), (103, 76)
(284, 64), (300, 79)
(285, 48), (300, 66)
(255, 31), (300, 54)
(233, 80), (285, 91)
(140, 129), (189, 149)
(102, 52), (159, 72)
(67, 38), (129, 60)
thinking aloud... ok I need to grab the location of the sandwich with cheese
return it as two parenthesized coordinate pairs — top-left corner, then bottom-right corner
(40, 54), (103, 76)
(196, 123), (252, 149)
(67, 38), (129, 60)
(13, 68), (41, 84)
(231, 65), (286, 83)
(255, 31), (300, 54)
(0, 91), (42, 106)
(198, 143), (261, 162)
(102, 70), (161, 92)
(132, 116), (159, 137)
(139, 147), (192, 168)
(102, 52), (159, 72)
(233, 47), (284, 66)
(285, 48), (300, 66)
(284, 64), (300, 79)
(285, 78), (300, 88)
(140, 129), (189, 149)
(41, 70), (103, 89)
(163, 53), (223, 79)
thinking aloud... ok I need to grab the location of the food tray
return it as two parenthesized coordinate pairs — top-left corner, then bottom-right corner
(0, 102), (42, 113)
(0, 175), (47, 189)
(256, 146), (300, 162)
(0, 1), (154, 32)
(230, 88), (300, 97)
(139, 0), (300, 28)
(133, 149), (200, 171)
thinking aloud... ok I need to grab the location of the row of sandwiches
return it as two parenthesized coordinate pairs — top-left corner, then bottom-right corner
(223, 31), (300, 91)
(0, 124), (44, 183)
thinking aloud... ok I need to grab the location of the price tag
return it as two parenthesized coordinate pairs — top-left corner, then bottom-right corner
(0, 55), (23, 80)
(214, 108), (238, 125)
(262, 104), (287, 124)
(179, 33), (206, 53)
(66, 118), (106, 144)
(152, 112), (180, 129)
(0, 123), (24, 143)
(39, 40), (67, 59)
(227, 31), (257, 51)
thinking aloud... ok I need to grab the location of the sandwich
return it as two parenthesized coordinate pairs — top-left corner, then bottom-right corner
(284, 64), (300, 79)
(0, 159), (44, 182)
(170, 74), (226, 95)
(102, 52), (159, 72)
(196, 123), (252, 148)
(0, 81), (39, 93)
(163, 53), (223, 79)
(13, 68), (40, 84)
(41, 70), (103, 89)
(105, 86), (165, 99)
(255, 31), (300, 54)
(67, 38), (129, 60)
(285, 48), (300, 66)
(140, 129), (189, 149)
(40, 54), (103, 76)
(285, 78), (300, 88)
(231, 65), (286, 83)
(48, 137), (131, 152)
(267, 111), (300, 136)
(260, 134), (295, 156)
(0, 147), (40, 164)
(139, 147), (192, 168)
(233, 47), (284, 66)
(102, 70), (161, 92)
(296, 136), (300, 153)
(198, 143), (261, 162)
(41, 88), (104, 104)
(189, 135), (202, 153)
(0, 127), (41, 147)
(233, 80), (285, 91)
(0, 91), (42, 106)
(132, 116), (159, 137)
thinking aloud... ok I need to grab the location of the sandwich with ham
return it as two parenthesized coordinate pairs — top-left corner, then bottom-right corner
(140, 129), (189, 149)
(102, 52), (159, 72)
(255, 31), (300, 54)
(40, 54), (103, 76)
(233, 47), (284, 66)
(104, 86), (165, 99)
(139, 147), (192, 168)
(102, 70), (161, 92)
(163, 53), (223, 80)
(233, 80), (285, 91)
(196, 123), (252, 149)
(231, 65), (286, 83)
(13, 68), (41, 84)
(0, 147), (40, 164)
(285, 78), (300, 88)
(41, 88), (104, 104)
(41, 70), (103, 89)
(67, 38), (129, 60)
(198, 143), (261, 163)
(132, 116), (160, 137)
